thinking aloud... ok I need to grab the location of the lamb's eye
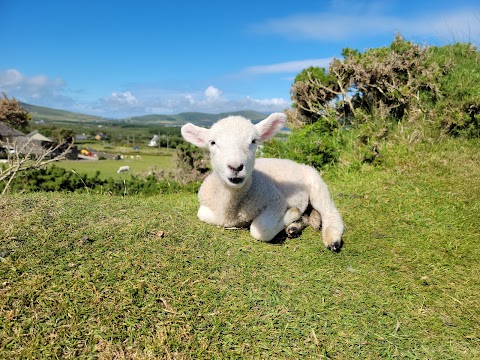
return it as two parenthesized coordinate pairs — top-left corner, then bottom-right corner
(252, 139), (257, 144)
(209, 140), (216, 146)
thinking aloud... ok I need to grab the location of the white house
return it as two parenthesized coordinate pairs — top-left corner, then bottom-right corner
(148, 134), (159, 147)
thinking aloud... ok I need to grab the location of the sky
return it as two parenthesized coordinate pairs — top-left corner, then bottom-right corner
(1, 0), (479, 119)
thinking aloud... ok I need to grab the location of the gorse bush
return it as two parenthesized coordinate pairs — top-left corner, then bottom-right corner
(427, 43), (480, 137)
(174, 143), (210, 183)
(266, 35), (480, 170)
(263, 119), (343, 169)
(0, 165), (198, 196)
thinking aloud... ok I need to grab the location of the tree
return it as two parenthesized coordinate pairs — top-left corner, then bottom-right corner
(0, 138), (75, 194)
(51, 128), (76, 143)
(0, 92), (31, 130)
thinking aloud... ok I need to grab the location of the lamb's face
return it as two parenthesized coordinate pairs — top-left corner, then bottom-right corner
(181, 112), (286, 189)
(208, 117), (259, 189)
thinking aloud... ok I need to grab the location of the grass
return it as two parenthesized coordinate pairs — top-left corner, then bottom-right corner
(54, 152), (175, 180)
(0, 138), (479, 358)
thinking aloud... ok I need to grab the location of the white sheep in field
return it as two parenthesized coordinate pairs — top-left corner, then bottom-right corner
(181, 112), (344, 251)
(117, 165), (130, 174)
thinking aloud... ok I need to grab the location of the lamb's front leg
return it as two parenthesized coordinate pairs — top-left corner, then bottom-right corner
(197, 205), (223, 226)
(250, 207), (301, 242)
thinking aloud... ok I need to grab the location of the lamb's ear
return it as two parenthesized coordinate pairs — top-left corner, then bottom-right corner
(255, 112), (287, 141)
(181, 123), (209, 148)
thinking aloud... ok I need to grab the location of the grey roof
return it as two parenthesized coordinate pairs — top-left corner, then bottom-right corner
(0, 122), (26, 137)
(27, 130), (53, 142)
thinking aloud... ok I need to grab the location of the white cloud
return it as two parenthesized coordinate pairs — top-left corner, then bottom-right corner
(242, 96), (290, 111)
(204, 85), (221, 102)
(252, 8), (480, 44)
(0, 70), (290, 118)
(95, 91), (142, 116)
(245, 58), (334, 74)
(185, 94), (194, 104)
(103, 91), (138, 106)
(101, 85), (290, 116)
(0, 69), (23, 87)
(423, 11), (480, 42)
(0, 68), (71, 105)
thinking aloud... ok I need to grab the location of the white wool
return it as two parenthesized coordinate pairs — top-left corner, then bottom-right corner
(117, 165), (130, 174)
(181, 113), (344, 250)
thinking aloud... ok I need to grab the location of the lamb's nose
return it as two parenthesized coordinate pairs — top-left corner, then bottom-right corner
(228, 164), (244, 172)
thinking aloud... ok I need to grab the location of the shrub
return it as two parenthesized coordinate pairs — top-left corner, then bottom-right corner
(174, 143), (210, 183)
(291, 35), (480, 136)
(0, 165), (198, 196)
(263, 120), (343, 169)
(426, 43), (480, 137)
(277, 35), (480, 169)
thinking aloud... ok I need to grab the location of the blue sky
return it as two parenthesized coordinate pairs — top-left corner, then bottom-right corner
(1, 0), (479, 119)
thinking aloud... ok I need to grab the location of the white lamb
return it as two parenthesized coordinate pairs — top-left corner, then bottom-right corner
(117, 165), (130, 174)
(181, 112), (344, 251)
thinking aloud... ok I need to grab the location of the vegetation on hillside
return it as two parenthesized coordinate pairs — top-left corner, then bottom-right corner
(0, 138), (478, 358)
(264, 35), (480, 169)
(0, 165), (198, 196)
(0, 93), (31, 131)
(2, 36), (479, 193)
(1, 35), (479, 358)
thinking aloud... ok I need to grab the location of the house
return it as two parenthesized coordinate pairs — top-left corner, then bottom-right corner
(0, 122), (28, 155)
(27, 130), (53, 144)
(0, 124), (49, 157)
(95, 133), (107, 141)
(75, 134), (89, 141)
(0, 122), (78, 159)
(148, 134), (159, 147)
(0, 122), (27, 144)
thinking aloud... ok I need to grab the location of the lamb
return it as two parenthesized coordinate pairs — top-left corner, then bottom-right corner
(181, 112), (344, 251)
(117, 165), (130, 174)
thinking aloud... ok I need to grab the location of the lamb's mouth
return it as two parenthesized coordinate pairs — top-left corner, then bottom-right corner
(228, 177), (244, 185)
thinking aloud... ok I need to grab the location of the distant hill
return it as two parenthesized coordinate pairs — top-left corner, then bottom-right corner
(21, 103), (108, 124)
(21, 103), (269, 127)
(126, 110), (268, 126)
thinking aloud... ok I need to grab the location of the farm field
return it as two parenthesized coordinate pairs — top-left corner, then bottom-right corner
(54, 150), (176, 179)
(0, 138), (479, 358)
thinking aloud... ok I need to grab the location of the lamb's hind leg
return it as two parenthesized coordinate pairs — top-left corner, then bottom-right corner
(286, 205), (322, 238)
(251, 207), (301, 242)
(306, 168), (344, 252)
(286, 214), (309, 238)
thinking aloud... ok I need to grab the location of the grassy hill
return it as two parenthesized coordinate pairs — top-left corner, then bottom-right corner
(21, 102), (268, 127)
(1, 137), (478, 358)
(126, 110), (268, 126)
(21, 103), (109, 124)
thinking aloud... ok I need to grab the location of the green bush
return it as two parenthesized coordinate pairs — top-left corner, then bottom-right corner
(426, 43), (480, 137)
(278, 36), (480, 169)
(263, 120), (343, 169)
(0, 165), (199, 196)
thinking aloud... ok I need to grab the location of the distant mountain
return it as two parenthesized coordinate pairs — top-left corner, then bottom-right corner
(126, 110), (269, 126)
(21, 103), (108, 124)
(21, 103), (269, 127)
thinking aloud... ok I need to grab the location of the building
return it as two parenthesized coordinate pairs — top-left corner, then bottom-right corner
(148, 134), (159, 147)
(0, 122), (77, 159)
(0, 122), (27, 144)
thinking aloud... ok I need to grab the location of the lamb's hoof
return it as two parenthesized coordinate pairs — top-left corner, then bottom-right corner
(286, 224), (301, 238)
(324, 226), (344, 252)
(327, 239), (343, 253)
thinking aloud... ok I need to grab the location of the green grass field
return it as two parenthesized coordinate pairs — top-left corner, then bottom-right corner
(55, 151), (175, 180)
(57, 156), (173, 179)
(1, 138), (479, 358)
